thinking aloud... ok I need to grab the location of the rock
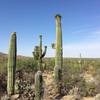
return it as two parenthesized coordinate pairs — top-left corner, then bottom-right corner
(62, 95), (94, 100)
(95, 94), (100, 100)
(73, 94), (82, 100)
(61, 95), (74, 100)
(1, 95), (10, 100)
(11, 94), (19, 100)
(82, 97), (94, 100)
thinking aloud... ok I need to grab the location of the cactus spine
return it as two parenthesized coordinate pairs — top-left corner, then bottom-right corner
(52, 15), (63, 94)
(7, 32), (17, 95)
(33, 34), (47, 70)
(35, 71), (43, 100)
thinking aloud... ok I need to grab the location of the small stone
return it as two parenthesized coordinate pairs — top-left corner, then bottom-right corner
(11, 94), (19, 100)
(95, 94), (100, 100)
(1, 95), (10, 100)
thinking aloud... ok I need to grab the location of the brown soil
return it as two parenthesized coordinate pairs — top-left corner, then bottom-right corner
(43, 71), (57, 100)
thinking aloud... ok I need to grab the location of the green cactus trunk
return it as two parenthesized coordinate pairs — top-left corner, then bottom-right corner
(7, 32), (17, 95)
(54, 15), (63, 94)
(39, 35), (42, 70)
(35, 71), (43, 100)
(79, 53), (82, 70)
(55, 15), (63, 68)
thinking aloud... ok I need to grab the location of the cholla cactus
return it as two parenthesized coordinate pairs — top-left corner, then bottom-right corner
(7, 32), (17, 95)
(52, 14), (63, 94)
(35, 71), (43, 100)
(33, 34), (47, 70)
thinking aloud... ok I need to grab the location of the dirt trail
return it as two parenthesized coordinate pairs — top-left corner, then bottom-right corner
(42, 71), (95, 100)
(43, 71), (56, 100)
(83, 71), (95, 83)
(61, 96), (94, 100)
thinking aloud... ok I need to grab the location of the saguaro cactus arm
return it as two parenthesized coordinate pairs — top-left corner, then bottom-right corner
(32, 51), (35, 57)
(33, 46), (40, 60)
(51, 43), (56, 49)
(40, 46), (47, 59)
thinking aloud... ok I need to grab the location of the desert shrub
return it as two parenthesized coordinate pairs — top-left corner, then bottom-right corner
(62, 63), (83, 94)
(16, 58), (38, 72)
(0, 73), (7, 94)
(85, 82), (97, 96)
(62, 59), (100, 97)
(44, 58), (55, 70)
(94, 69), (100, 93)
(0, 57), (7, 74)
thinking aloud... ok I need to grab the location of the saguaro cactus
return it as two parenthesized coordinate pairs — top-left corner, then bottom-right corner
(33, 34), (47, 70)
(55, 14), (63, 68)
(52, 14), (63, 94)
(33, 46), (40, 61)
(78, 53), (83, 71)
(7, 32), (17, 95)
(35, 71), (43, 100)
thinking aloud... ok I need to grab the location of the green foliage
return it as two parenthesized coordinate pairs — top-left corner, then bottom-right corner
(62, 58), (100, 96)
(17, 57), (35, 70)
(43, 58), (55, 70)
(0, 57), (7, 74)
(0, 50), (100, 97)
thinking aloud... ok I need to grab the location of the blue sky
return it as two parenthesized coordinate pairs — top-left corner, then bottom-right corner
(0, 0), (100, 58)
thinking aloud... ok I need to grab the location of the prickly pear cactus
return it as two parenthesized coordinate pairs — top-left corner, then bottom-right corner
(7, 32), (17, 95)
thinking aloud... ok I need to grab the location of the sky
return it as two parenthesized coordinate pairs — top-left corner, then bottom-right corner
(0, 0), (100, 58)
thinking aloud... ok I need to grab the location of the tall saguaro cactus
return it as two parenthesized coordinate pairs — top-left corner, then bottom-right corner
(35, 71), (43, 100)
(39, 35), (43, 69)
(52, 14), (63, 94)
(78, 53), (83, 69)
(7, 32), (17, 95)
(33, 34), (47, 70)
(55, 15), (63, 68)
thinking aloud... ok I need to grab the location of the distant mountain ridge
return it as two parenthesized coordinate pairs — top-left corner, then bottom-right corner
(0, 52), (7, 57)
(0, 52), (32, 59)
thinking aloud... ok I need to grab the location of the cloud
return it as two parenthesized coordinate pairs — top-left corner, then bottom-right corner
(63, 42), (100, 58)
(46, 42), (100, 58)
